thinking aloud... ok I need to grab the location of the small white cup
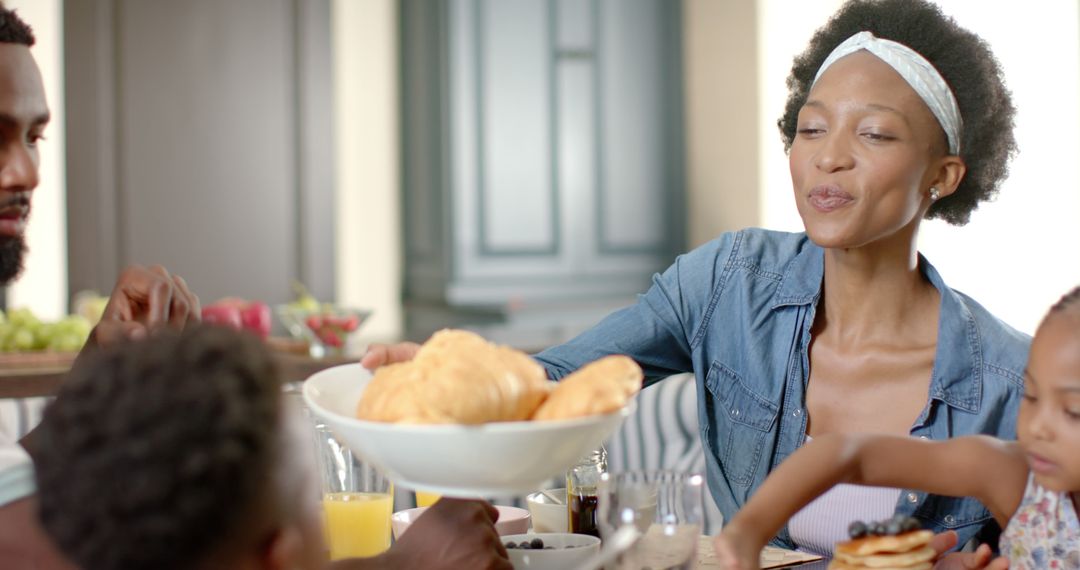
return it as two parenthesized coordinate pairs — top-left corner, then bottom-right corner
(526, 488), (569, 533)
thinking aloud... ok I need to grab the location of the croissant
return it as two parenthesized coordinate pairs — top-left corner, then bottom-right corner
(531, 355), (643, 421)
(356, 329), (552, 424)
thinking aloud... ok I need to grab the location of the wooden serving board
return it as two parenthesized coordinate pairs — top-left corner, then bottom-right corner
(0, 351), (79, 370)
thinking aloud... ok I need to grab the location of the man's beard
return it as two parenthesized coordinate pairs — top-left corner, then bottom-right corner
(0, 236), (27, 284)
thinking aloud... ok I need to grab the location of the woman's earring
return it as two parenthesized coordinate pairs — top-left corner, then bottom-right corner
(929, 187), (940, 201)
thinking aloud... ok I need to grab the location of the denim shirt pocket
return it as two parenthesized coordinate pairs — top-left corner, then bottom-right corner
(912, 494), (993, 535)
(702, 361), (780, 486)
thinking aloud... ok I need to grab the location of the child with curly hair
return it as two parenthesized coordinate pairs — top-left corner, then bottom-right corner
(31, 326), (511, 570)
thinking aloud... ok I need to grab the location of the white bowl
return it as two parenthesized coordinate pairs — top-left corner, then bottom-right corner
(526, 488), (569, 533)
(392, 505), (531, 539)
(302, 363), (634, 496)
(501, 533), (601, 569)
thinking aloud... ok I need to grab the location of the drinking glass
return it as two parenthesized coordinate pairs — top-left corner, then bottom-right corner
(414, 490), (442, 508)
(598, 471), (705, 570)
(313, 421), (394, 560)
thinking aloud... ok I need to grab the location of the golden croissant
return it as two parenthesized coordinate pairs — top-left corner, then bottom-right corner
(532, 355), (642, 421)
(356, 329), (551, 424)
(355, 328), (643, 424)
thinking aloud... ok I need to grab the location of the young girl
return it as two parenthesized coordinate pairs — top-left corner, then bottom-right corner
(714, 286), (1080, 570)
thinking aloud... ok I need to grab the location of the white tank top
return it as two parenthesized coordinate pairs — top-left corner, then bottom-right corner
(786, 436), (903, 559)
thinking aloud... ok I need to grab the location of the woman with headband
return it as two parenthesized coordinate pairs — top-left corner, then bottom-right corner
(363, 0), (1022, 565)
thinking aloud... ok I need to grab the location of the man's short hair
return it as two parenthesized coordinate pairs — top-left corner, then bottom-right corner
(33, 326), (285, 570)
(0, 3), (35, 46)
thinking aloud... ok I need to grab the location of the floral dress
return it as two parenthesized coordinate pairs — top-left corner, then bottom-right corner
(1000, 474), (1080, 569)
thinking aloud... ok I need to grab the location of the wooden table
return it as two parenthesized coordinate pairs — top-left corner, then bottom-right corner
(623, 525), (822, 569)
(0, 347), (359, 399)
(697, 538), (822, 569)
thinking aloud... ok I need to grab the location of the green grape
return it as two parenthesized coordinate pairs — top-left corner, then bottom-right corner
(49, 332), (85, 352)
(0, 323), (12, 351)
(0, 309), (93, 353)
(55, 315), (91, 338)
(7, 307), (38, 328)
(33, 323), (56, 350)
(11, 328), (34, 351)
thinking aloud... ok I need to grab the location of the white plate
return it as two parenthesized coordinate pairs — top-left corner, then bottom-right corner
(302, 363), (633, 496)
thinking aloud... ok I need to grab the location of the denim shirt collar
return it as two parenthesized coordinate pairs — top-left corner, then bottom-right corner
(770, 241), (982, 414)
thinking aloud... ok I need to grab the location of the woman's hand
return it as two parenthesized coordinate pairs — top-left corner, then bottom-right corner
(360, 342), (421, 370)
(930, 531), (1009, 569)
(713, 525), (763, 570)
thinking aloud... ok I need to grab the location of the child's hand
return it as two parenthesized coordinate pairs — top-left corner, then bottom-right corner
(713, 525), (763, 570)
(930, 531), (1009, 569)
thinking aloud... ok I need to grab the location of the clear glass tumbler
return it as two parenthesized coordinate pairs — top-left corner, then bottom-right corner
(598, 470), (705, 570)
(313, 421), (394, 560)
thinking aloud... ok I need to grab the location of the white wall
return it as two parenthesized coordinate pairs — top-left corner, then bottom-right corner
(332, 0), (403, 344)
(683, 0), (760, 247)
(757, 0), (1080, 335)
(5, 0), (66, 320)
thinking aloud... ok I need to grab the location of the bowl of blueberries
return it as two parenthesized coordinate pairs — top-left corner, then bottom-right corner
(501, 533), (601, 570)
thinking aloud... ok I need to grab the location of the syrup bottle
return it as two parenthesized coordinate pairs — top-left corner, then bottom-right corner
(567, 446), (606, 537)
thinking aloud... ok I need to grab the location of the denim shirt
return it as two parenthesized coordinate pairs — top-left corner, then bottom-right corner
(535, 228), (1030, 549)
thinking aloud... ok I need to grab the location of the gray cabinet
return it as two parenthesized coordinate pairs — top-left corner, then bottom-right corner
(64, 0), (335, 306)
(402, 0), (685, 343)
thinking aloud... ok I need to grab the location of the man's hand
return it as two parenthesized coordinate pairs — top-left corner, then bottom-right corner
(360, 342), (420, 371)
(930, 531), (1009, 570)
(375, 498), (511, 570)
(92, 265), (200, 347)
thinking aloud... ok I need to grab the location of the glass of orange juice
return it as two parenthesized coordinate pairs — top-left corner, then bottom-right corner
(313, 423), (394, 559)
(415, 490), (441, 508)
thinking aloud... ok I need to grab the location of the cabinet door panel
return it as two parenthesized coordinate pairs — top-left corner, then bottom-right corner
(597, 0), (670, 254)
(557, 59), (597, 272)
(477, 0), (555, 254)
(66, 0), (335, 305)
(118, 0), (296, 303)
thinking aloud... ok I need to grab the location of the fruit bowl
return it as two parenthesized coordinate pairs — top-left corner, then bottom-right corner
(302, 363), (634, 496)
(276, 305), (372, 358)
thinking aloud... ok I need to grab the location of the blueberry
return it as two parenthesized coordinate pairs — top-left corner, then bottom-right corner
(902, 517), (922, 532)
(530, 538), (544, 549)
(519, 541), (533, 549)
(848, 521), (868, 538)
(885, 520), (902, 535)
(872, 522), (887, 536)
(505, 542), (517, 549)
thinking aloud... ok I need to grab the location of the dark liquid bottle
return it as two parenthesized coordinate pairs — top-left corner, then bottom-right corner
(566, 447), (606, 537)
(569, 493), (600, 537)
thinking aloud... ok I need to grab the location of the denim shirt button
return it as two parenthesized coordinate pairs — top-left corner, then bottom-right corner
(732, 409), (739, 417)
(944, 514), (956, 524)
(907, 492), (918, 504)
(793, 409), (802, 416)
(920, 435), (929, 440)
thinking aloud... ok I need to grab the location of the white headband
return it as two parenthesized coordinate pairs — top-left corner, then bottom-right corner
(812, 31), (963, 155)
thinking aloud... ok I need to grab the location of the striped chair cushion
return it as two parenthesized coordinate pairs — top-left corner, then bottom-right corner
(485, 374), (722, 534)
(604, 373), (723, 534)
(0, 397), (49, 446)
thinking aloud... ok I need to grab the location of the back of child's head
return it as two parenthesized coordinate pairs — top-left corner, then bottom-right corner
(33, 325), (284, 570)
